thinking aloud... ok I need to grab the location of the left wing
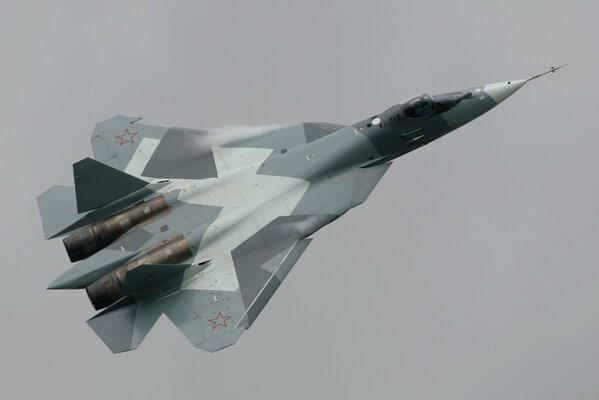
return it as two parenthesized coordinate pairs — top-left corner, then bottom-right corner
(91, 116), (346, 178)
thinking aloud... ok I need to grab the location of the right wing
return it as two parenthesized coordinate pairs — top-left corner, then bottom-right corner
(87, 238), (311, 353)
(166, 236), (312, 352)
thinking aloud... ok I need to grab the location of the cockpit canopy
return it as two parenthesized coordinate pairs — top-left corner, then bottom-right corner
(400, 91), (471, 119)
(401, 94), (433, 119)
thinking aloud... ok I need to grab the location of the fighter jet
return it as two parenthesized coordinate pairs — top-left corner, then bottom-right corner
(37, 66), (564, 353)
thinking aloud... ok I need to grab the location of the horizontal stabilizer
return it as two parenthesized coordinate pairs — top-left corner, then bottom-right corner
(74, 157), (149, 213)
(48, 249), (138, 289)
(123, 264), (191, 294)
(87, 296), (165, 353)
(37, 185), (81, 239)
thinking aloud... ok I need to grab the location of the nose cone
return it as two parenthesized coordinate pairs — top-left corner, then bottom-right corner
(483, 79), (527, 104)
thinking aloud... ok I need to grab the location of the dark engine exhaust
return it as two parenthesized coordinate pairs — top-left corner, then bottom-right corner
(63, 196), (170, 262)
(85, 234), (193, 310)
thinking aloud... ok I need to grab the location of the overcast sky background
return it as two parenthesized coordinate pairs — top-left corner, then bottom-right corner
(1, 1), (597, 399)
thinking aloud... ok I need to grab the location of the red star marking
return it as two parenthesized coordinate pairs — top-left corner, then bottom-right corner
(115, 128), (139, 146)
(208, 312), (232, 330)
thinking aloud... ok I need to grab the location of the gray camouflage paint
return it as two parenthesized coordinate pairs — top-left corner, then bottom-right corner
(37, 78), (526, 353)
(142, 128), (218, 179)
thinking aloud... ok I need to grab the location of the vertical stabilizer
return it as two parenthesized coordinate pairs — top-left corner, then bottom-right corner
(74, 158), (149, 213)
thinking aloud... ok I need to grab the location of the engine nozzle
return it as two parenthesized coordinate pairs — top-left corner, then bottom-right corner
(86, 234), (193, 310)
(63, 196), (170, 262)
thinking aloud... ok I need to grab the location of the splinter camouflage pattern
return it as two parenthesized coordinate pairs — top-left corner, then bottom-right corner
(37, 72), (559, 354)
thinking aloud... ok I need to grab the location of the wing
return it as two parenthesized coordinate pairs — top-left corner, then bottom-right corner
(291, 162), (392, 216)
(165, 239), (312, 352)
(87, 239), (311, 353)
(90, 116), (346, 177)
(91, 116), (166, 172)
(91, 116), (221, 179)
(224, 122), (346, 149)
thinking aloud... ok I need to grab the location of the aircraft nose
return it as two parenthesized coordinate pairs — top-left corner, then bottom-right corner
(483, 79), (527, 104)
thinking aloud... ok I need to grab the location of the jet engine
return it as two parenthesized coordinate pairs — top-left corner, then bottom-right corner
(85, 234), (193, 310)
(63, 196), (170, 262)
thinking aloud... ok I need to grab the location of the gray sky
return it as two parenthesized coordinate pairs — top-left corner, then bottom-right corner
(1, 1), (597, 399)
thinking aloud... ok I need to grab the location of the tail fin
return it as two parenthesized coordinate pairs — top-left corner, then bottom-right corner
(74, 157), (149, 213)
(37, 159), (151, 238)
(87, 296), (165, 353)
